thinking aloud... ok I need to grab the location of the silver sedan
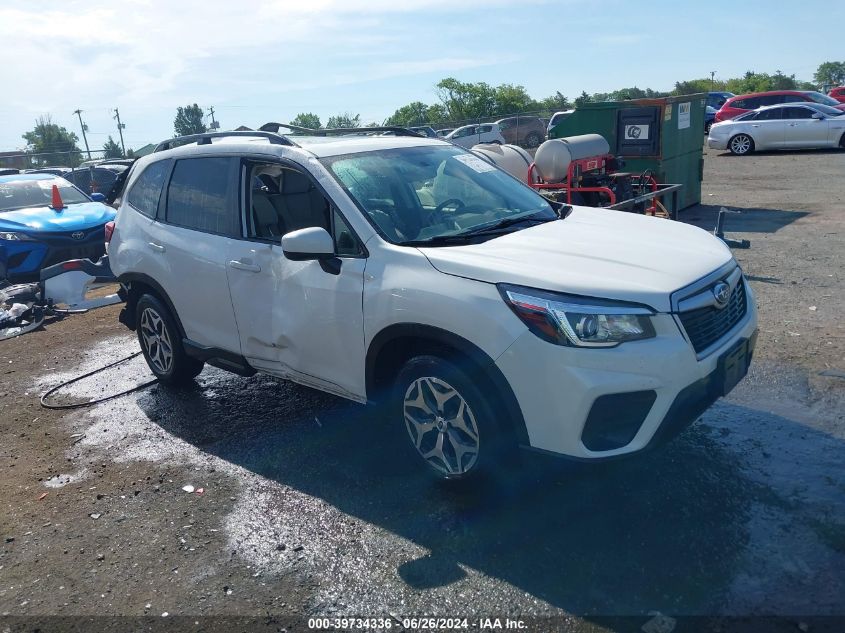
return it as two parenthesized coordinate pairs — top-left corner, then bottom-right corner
(708, 103), (845, 155)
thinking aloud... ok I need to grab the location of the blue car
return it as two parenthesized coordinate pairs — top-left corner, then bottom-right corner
(0, 173), (115, 281)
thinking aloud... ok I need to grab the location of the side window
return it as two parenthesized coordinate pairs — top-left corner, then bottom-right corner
(731, 99), (745, 109)
(127, 160), (169, 218)
(745, 97), (761, 109)
(165, 157), (239, 236)
(759, 95), (782, 106)
(245, 163), (330, 241)
(756, 108), (784, 120)
(333, 208), (362, 256)
(498, 120), (513, 130)
(784, 107), (812, 119)
(479, 125), (492, 133)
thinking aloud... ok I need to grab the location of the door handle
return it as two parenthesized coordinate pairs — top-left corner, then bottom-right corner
(147, 242), (165, 253)
(228, 260), (261, 273)
(751, 124), (760, 127)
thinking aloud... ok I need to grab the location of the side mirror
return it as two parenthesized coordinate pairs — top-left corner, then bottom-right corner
(282, 227), (335, 261)
(811, 112), (825, 120)
(89, 192), (106, 202)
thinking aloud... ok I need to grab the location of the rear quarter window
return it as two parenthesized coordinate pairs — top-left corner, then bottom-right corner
(127, 160), (170, 218)
(165, 157), (240, 237)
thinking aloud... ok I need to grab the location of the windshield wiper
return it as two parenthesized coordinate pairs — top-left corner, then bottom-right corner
(400, 213), (558, 247)
(458, 213), (557, 237)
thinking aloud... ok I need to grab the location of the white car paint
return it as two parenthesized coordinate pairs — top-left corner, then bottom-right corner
(445, 123), (506, 148)
(708, 103), (845, 153)
(111, 133), (757, 468)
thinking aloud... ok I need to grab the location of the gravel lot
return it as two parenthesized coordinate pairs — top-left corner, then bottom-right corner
(1, 145), (844, 632)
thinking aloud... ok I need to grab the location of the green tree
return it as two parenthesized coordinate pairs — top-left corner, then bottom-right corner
(103, 135), (123, 158)
(725, 71), (799, 94)
(814, 61), (845, 88)
(435, 77), (496, 121)
(385, 101), (431, 126)
(326, 113), (361, 128)
(290, 112), (322, 130)
(538, 91), (571, 112)
(673, 78), (726, 95)
(173, 103), (207, 136)
(492, 83), (537, 116)
(574, 91), (591, 107)
(126, 148), (136, 158)
(22, 115), (82, 167)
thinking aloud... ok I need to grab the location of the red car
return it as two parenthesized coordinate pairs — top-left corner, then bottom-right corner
(829, 87), (845, 104)
(715, 90), (845, 122)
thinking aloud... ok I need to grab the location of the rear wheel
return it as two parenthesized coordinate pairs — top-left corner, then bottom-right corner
(728, 134), (754, 155)
(136, 294), (203, 385)
(524, 132), (542, 148)
(394, 355), (513, 480)
(839, 132), (845, 149)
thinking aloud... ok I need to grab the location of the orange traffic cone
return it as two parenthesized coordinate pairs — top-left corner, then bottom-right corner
(51, 184), (64, 210)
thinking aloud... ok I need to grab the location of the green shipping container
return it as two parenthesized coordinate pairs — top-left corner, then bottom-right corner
(548, 94), (707, 212)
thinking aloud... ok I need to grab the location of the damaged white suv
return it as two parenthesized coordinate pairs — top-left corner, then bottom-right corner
(108, 128), (757, 479)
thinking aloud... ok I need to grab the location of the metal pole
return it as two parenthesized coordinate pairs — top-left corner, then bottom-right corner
(73, 109), (91, 159)
(113, 108), (126, 156)
(710, 71), (716, 89)
(208, 106), (219, 130)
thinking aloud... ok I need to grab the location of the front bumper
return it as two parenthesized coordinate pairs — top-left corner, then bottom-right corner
(495, 285), (758, 459)
(1, 228), (106, 281)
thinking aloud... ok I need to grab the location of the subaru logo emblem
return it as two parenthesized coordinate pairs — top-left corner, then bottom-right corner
(71, 231), (85, 240)
(713, 282), (731, 308)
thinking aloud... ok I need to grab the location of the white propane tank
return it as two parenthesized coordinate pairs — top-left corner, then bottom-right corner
(534, 134), (611, 183)
(470, 143), (537, 184)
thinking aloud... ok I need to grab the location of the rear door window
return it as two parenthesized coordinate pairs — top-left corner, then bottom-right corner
(127, 160), (170, 218)
(165, 157), (240, 237)
(756, 108), (784, 120)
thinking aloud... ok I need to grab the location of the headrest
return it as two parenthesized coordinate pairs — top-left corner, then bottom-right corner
(256, 173), (279, 194)
(281, 170), (313, 195)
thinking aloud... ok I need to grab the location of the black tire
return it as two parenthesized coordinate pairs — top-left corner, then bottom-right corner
(728, 133), (754, 155)
(524, 132), (542, 149)
(393, 354), (514, 481)
(135, 293), (203, 385)
(839, 132), (845, 149)
(704, 121), (712, 134)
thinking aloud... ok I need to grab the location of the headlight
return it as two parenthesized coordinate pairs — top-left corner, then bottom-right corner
(0, 232), (35, 241)
(499, 284), (656, 348)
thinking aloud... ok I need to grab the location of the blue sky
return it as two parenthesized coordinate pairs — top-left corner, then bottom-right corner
(1, 0), (842, 153)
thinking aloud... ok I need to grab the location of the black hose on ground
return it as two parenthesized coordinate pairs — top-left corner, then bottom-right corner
(40, 351), (158, 410)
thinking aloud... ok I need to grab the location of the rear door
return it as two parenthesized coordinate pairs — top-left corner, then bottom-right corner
(150, 155), (242, 353)
(783, 106), (830, 147)
(747, 108), (786, 149)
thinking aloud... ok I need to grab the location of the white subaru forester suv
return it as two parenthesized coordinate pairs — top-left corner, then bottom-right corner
(108, 128), (758, 479)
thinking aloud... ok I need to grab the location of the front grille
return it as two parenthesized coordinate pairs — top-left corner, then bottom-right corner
(41, 243), (105, 268)
(678, 279), (747, 354)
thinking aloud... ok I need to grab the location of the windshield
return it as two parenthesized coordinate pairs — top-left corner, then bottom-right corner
(322, 145), (557, 245)
(0, 178), (90, 213)
(803, 91), (840, 106)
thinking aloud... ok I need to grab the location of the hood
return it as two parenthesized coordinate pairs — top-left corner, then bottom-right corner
(0, 201), (115, 233)
(419, 206), (733, 313)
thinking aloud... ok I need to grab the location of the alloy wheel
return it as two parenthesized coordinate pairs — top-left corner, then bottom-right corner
(403, 376), (480, 477)
(730, 135), (752, 155)
(139, 307), (174, 374)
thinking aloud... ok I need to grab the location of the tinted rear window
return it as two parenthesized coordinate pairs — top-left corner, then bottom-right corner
(127, 160), (170, 218)
(165, 157), (239, 236)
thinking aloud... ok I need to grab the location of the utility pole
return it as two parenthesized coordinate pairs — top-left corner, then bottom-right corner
(73, 109), (91, 159)
(113, 108), (126, 156)
(710, 70), (716, 89)
(208, 106), (220, 130)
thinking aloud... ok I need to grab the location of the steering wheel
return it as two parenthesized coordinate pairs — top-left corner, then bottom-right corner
(426, 198), (465, 226)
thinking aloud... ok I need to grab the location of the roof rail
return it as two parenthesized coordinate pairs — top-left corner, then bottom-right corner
(153, 130), (297, 152)
(259, 122), (424, 138)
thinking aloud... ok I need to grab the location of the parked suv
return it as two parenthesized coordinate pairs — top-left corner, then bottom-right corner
(109, 130), (758, 480)
(494, 116), (546, 148)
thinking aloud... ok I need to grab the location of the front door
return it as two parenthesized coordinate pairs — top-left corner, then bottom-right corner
(782, 106), (831, 148)
(226, 160), (367, 401)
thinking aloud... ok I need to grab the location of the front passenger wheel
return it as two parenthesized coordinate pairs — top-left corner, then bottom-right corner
(136, 294), (203, 385)
(394, 355), (513, 480)
(728, 134), (754, 155)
